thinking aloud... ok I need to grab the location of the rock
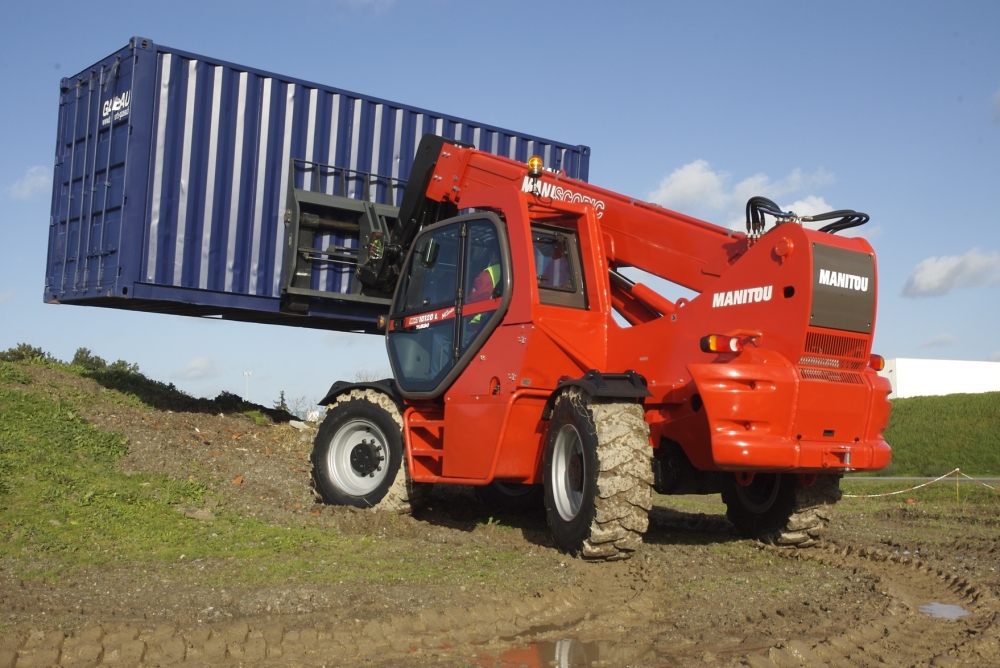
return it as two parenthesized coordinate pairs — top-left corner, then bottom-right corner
(289, 421), (310, 431)
(185, 508), (216, 521)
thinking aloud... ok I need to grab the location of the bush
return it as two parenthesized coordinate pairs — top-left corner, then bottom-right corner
(72, 347), (106, 371)
(0, 343), (52, 363)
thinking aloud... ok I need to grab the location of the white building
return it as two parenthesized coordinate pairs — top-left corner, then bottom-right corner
(878, 358), (1000, 399)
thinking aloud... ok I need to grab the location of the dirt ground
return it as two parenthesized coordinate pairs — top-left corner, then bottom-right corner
(2, 367), (999, 667)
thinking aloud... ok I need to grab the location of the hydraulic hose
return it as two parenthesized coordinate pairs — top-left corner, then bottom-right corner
(744, 197), (869, 236)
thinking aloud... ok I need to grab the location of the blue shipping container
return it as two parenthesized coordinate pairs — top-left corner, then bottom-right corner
(45, 36), (591, 332)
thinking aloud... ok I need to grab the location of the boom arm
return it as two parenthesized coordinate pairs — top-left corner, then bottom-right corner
(359, 136), (750, 304)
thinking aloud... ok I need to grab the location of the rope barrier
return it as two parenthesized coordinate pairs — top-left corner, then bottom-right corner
(841, 468), (998, 499)
(958, 470), (997, 492)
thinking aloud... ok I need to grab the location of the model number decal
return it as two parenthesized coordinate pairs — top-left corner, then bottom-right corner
(712, 285), (773, 308)
(404, 307), (456, 328)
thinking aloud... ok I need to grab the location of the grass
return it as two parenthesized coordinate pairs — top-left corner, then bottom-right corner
(881, 391), (1000, 477)
(0, 356), (537, 590)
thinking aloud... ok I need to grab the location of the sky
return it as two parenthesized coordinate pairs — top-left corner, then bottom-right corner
(1, 1), (999, 408)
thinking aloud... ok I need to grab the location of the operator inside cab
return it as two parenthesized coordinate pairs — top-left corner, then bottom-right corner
(466, 247), (501, 334)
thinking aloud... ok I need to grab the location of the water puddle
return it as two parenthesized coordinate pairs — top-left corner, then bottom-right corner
(919, 601), (971, 620)
(476, 638), (643, 668)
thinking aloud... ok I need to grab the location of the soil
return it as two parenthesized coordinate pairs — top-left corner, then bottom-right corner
(1, 366), (999, 667)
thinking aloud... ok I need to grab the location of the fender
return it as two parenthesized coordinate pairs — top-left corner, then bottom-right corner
(541, 369), (651, 420)
(318, 379), (404, 412)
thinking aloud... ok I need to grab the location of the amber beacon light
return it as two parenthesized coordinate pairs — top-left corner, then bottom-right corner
(527, 155), (544, 178)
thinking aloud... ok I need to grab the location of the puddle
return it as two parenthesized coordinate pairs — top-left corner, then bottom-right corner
(476, 638), (647, 668)
(919, 601), (971, 620)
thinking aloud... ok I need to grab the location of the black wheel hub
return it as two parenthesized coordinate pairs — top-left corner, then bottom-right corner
(736, 474), (781, 514)
(349, 439), (384, 477)
(568, 453), (584, 492)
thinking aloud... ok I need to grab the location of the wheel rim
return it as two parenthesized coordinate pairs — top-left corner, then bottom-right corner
(552, 423), (585, 521)
(735, 473), (781, 514)
(326, 419), (390, 496)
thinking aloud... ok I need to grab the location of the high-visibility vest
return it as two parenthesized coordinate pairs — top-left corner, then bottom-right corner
(470, 264), (501, 325)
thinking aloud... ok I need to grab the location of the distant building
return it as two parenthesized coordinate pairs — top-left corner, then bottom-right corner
(877, 359), (1000, 399)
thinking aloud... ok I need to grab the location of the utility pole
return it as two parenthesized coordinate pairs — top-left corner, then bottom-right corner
(243, 371), (252, 402)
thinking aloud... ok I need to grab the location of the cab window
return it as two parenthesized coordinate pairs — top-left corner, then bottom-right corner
(390, 223), (461, 392)
(532, 225), (587, 309)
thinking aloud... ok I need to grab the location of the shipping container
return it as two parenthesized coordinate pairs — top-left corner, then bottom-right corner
(45, 36), (591, 332)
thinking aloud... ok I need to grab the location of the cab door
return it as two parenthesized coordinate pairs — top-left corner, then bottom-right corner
(385, 213), (512, 481)
(386, 212), (511, 398)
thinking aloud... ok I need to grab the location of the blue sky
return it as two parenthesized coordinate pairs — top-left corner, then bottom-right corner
(1, 1), (998, 408)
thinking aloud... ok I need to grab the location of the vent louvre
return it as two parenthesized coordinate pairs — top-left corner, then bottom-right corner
(800, 368), (864, 385)
(799, 329), (870, 383)
(804, 331), (868, 359)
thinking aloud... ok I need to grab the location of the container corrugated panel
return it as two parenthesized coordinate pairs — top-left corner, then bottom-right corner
(45, 36), (591, 331)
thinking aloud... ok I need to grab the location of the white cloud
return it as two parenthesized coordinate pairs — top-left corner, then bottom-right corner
(901, 248), (1000, 297)
(918, 333), (958, 348)
(8, 166), (50, 201)
(174, 357), (219, 381)
(647, 160), (834, 229)
(0, 290), (13, 305)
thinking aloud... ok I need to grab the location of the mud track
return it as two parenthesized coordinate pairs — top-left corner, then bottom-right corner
(1, 366), (997, 666)
(3, 507), (998, 667)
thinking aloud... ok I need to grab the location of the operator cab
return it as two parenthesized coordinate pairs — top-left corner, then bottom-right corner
(386, 212), (512, 398)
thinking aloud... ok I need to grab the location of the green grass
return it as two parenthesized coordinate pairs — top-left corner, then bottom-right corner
(0, 359), (534, 589)
(881, 392), (1000, 477)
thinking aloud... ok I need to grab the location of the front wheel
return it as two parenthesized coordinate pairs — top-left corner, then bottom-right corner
(311, 389), (429, 512)
(543, 388), (653, 561)
(722, 473), (841, 547)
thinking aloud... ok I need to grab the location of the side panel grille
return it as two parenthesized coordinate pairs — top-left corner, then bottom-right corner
(799, 329), (871, 382)
(804, 331), (868, 360)
(800, 368), (864, 385)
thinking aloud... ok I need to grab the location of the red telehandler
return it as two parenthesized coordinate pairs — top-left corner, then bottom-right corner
(309, 135), (892, 560)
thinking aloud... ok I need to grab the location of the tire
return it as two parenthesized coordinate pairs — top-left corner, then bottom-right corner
(475, 481), (544, 512)
(311, 389), (430, 512)
(722, 473), (841, 547)
(542, 388), (653, 561)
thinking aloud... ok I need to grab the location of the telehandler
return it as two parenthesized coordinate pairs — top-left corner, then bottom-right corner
(310, 136), (892, 560)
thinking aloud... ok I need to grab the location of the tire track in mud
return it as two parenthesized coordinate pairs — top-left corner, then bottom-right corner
(3, 514), (998, 667)
(740, 540), (1000, 668)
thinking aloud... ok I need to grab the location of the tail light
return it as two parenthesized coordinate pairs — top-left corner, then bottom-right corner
(700, 334), (744, 354)
(869, 354), (885, 371)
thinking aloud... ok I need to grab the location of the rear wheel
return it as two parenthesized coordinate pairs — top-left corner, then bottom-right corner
(475, 481), (544, 512)
(543, 389), (653, 561)
(722, 473), (841, 546)
(311, 389), (429, 512)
